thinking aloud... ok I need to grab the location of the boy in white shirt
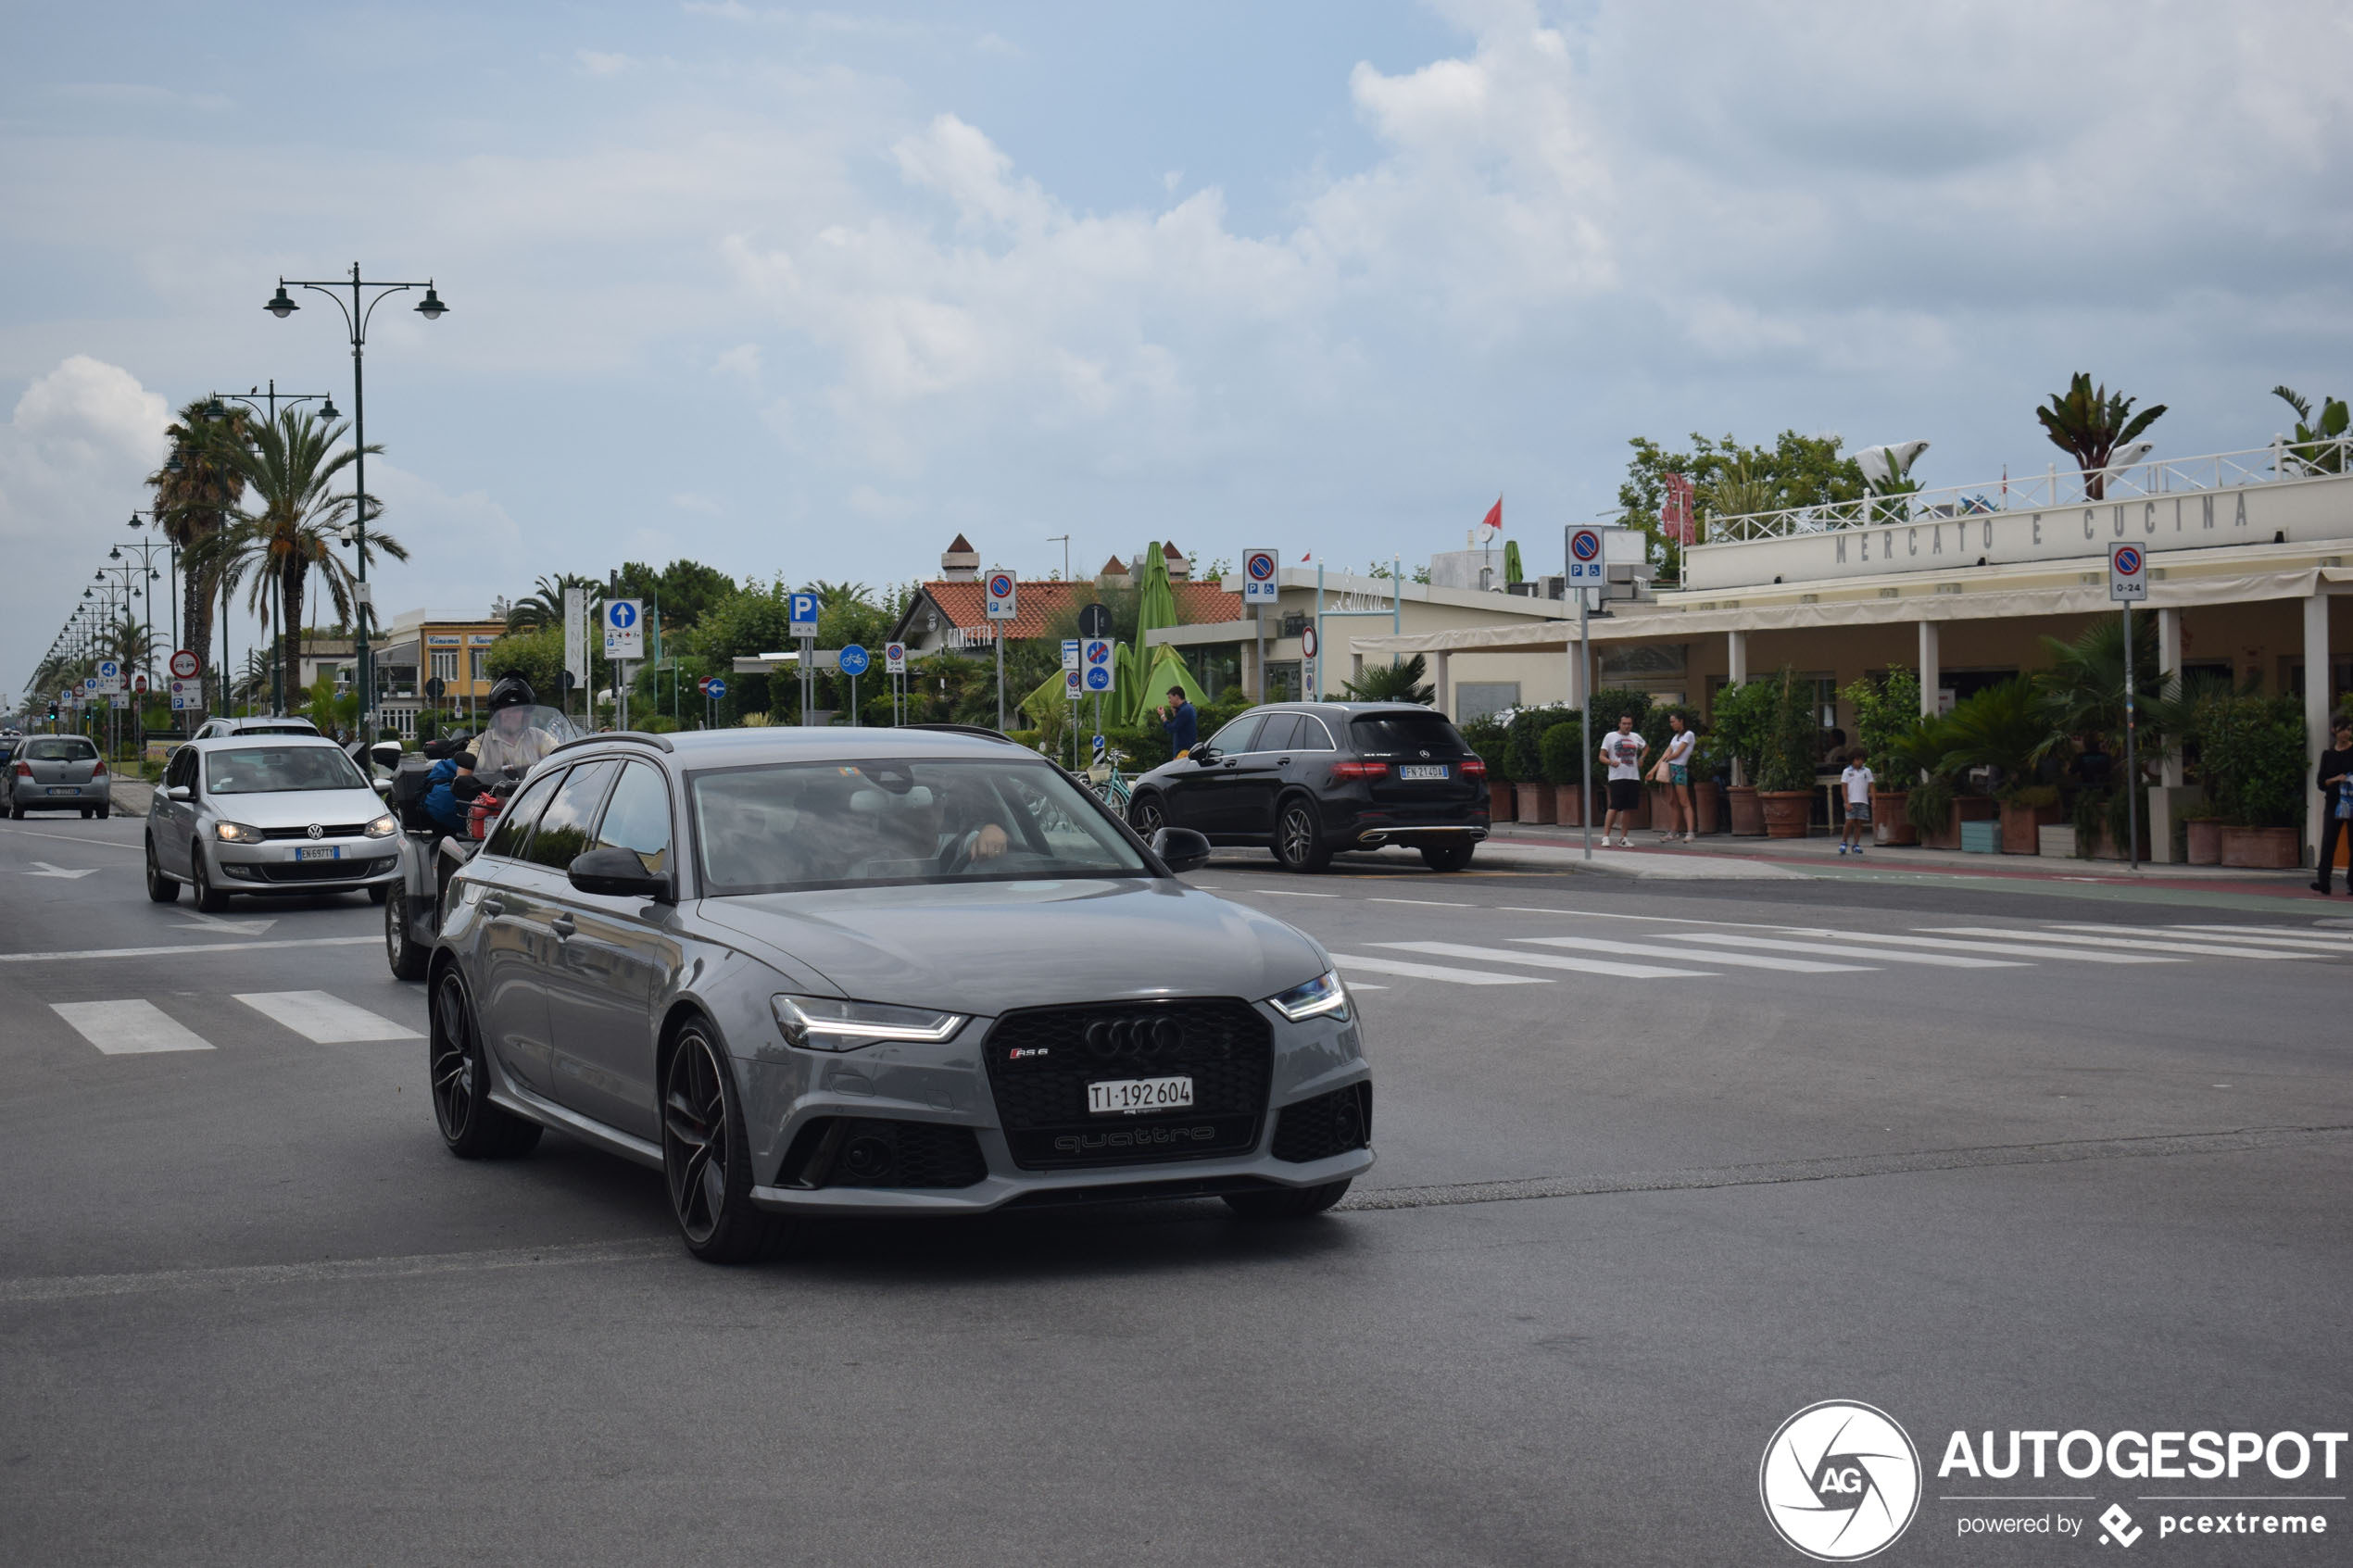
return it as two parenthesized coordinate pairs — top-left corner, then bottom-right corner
(1838, 748), (1873, 856)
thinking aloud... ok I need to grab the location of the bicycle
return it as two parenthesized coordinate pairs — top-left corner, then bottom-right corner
(1086, 746), (1132, 813)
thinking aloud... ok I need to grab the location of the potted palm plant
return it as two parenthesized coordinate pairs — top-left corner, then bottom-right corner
(1756, 667), (1818, 837)
(1540, 717), (1585, 825)
(1931, 678), (2056, 852)
(1710, 679), (1771, 835)
(1843, 667), (1922, 846)
(2202, 694), (2306, 868)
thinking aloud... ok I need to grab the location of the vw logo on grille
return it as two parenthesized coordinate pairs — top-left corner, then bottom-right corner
(306, 822), (324, 840)
(1084, 1015), (1186, 1060)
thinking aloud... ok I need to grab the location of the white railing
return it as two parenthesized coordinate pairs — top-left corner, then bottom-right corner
(1705, 438), (2353, 543)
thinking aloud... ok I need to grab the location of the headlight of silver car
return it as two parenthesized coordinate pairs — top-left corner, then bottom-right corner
(213, 821), (264, 845)
(1267, 969), (1350, 1022)
(771, 995), (967, 1051)
(364, 813), (396, 838)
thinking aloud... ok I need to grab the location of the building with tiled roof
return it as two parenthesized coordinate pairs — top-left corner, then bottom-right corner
(890, 536), (1239, 655)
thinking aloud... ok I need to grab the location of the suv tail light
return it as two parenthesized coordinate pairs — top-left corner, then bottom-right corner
(1331, 760), (1387, 780)
(1459, 757), (1487, 779)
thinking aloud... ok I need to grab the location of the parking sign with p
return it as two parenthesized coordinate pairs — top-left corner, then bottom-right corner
(1243, 548), (1278, 604)
(1567, 527), (1605, 583)
(985, 571), (1018, 622)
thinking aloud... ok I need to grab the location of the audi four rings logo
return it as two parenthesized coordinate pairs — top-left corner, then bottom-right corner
(1760, 1401), (1921, 1561)
(306, 823), (324, 839)
(1084, 1015), (1186, 1060)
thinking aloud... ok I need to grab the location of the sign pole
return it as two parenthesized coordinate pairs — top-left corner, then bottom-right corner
(2123, 598), (2138, 872)
(1580, 585), (1592, 862)
(995, 630), (1005, 734)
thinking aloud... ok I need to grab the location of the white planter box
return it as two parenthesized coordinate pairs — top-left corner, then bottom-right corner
(2037, 824), (2077, 859)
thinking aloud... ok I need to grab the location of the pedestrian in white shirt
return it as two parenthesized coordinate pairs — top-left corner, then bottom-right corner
(1653, 711), (1696, 843)
(1838, 748), (1874, 856)
(1598, 714), (1647, 847)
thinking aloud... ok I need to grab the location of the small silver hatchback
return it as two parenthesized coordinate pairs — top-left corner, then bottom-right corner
(145, 735), (399, 909)
(6, 734), (113, 819)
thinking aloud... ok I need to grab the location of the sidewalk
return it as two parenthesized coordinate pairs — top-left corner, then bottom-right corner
(1482, 820), (2334, 899)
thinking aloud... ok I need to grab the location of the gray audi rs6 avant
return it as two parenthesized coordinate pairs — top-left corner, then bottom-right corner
(428, 725), (1373, 1261)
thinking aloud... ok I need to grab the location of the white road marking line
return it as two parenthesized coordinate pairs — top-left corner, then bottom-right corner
(0, 935), (375, 965)
(1348, 983), (1390, 990)
(49, 999), (214, 1055)
(1368, 897), (1472, 908)
(1230, 888), (1339, 897)
(234, 990), (420, 1042)
(1925, 927), (2319, 960)
(0, 829), (142, 850)
(1516, 935), (1873, 973)
(1497, 908), (1791, 929)
(173, 909), (278, 936)
(2156, 925), (2353, 951)
(1786, 927), (2175, 965)
(1327, 953), (1551, 985)
(1657, 933), (2026, 968)
(1375, 940), (1717, 980)
(23, 861), (97, 879)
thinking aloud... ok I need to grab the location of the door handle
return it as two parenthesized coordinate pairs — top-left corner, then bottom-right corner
(480, 895), (506, 916)
(548, 913), (576, 938)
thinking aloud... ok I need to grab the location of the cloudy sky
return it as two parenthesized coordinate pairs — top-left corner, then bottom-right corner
(3, 0), (2347, 691)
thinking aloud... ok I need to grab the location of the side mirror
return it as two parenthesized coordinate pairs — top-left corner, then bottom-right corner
(1190, 746), (1216, 765)
(370, 741), (404, 771)
(165, 784), (193, 803)
(1150, 825), (1213, 873)
(568, 846), (673, 902)
(371, 778), (394, 797)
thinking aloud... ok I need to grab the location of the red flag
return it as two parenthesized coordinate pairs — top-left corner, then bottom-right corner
(1478, 497), (1502, 535)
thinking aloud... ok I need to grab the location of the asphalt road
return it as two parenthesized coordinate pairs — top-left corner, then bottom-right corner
(3, 812), (2348, 1566)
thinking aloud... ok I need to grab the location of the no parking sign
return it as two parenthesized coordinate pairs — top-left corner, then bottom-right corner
(984, 571), (1018, 622)
(1567, 526), (1605, 583)
(1242, 547), (1278, 604)
(2108, 543), (2147, 602)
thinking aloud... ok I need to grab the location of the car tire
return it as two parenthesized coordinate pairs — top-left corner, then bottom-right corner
(81, 807), (94, 819)
(1127, 791), (1166, 838)
(429, 968), (543, 1160)
(384, 887), (428, 981)
(145, 835), (180, 904)
(1224, 1179), (1351, 1220)
(661, 1021), (796, 1264)
(95, 804), (110, 820)
(1418, 841), (1476, 872)
(1272, 796), (1332, 873)
(190, 851), (232, 912)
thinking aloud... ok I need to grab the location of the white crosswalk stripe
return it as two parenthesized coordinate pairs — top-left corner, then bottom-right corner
(1374, 941), (1718, 980)
(1796, 927), (2176, 964)
(1925, 927), (2319, 960)
(1655, 933), (2026, 968)
(50, 1000), (213, 1055)
(1514, 935), (1874, 973)
(2145, 924), (2350, 952)
(234, 991), (420, 1043)
(1328, 953), (1553, 985)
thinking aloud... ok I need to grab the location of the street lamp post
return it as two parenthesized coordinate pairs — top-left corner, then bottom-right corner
(122, 514), (174, 684)
(267, 265), (447, 737)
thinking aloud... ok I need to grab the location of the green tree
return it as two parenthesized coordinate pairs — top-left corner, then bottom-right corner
(147, 399), (256, 704)
(1342, 653), (1434, 705)
(2273, 385), (2349, 475)
(613, 558), (737, 633)
(1618, 431), (1868, 578)
(2035, 372), (2166, 500)
(479, 626), (566, 707)
(505, 573), (600, 633)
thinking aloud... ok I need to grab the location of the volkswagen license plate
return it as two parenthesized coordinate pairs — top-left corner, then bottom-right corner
(295, 846), (343, 862)
(1399, 764), (1449, 781)
(1088, 1074), (1194, 1115)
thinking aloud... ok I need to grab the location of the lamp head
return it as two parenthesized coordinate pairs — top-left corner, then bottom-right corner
(319, 395), (339, 420)
(413, 283), (447, 321)
(266, 284), (298, 319)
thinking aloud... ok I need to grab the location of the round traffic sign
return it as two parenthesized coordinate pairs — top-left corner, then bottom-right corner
(170, 649), (199, 679)
(1085, 667), (1111, 690)
(608, 601), (637, 629)
(1569, 528), (1602, 562)
(1301, 626), (1318, 659)
(132, 673), (149, 693)
(1077, 603), (1112, 638)
(884, 642), (906, 671)
(988, 573), (1013, 600)
(97, 659), (120, 678)
(1085, 641), (1111, 665)
(838, 644), (871, 676)
(1247, 553), (1275, 580)
(704, 677), (726, 700)
(2113, 546), (2143, 575)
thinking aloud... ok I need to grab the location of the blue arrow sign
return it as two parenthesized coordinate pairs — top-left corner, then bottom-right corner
(838, 644), (871, 676)
(704, 677), (726, 700)
(607, 601), (637, 630)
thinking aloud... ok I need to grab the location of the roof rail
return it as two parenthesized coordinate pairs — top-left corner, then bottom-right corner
(548, 730), (675, 757)
(903, 722), (1021, 745)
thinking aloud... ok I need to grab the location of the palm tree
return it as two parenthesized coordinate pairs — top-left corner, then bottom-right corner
(146, 399), (254, 701)
(2035, 373), (2166, 500)
(506, 573), (601, 633)
(190, 408), (405, 710)
(2273, 385), (2349, 475)
(1343, 652), (1435, 705)
(812, 580), (875, 608)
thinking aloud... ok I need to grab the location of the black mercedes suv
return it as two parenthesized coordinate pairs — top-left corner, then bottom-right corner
(1125, 701), (1489, 872)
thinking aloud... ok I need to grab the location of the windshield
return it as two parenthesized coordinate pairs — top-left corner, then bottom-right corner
(690, 757), (1151, 894)
(205, 746), (370, 795)
(468, 705), (585, 775)
(1350, 713), (1468, 757)
(25, 739), (97, 761)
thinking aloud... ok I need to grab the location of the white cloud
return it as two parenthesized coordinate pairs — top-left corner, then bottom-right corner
(577, 50), (632, 78)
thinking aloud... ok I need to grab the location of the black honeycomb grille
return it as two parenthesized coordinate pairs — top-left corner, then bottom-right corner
(983, 999), (1273, 1171)
(1270, 1083), (1372, 1163)
(778, 1117), (988, 1189)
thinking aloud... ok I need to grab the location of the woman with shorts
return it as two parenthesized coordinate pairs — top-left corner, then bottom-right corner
(1655, 711), (1696, 843)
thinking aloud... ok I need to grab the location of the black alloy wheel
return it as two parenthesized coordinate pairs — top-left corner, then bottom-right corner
(190, 851), (231, 912)
(144, 835), (180, 903)
(429, 969), (541, 1159)
(1273, 797), (1331, 873)
(1419, 841), (1476, 872)
(385, 887), (427, 981)
(661, 1022), (794, 1263)
(1225, 1179), (1352, 1220)
(1127, 792), (1165, 838)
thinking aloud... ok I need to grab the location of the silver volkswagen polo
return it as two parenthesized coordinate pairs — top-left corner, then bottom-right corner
(145, 735), (399, 909)
(427, 726), (1372, 1262)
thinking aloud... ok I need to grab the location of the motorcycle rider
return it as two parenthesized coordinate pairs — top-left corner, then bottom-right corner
(471, 674), (560, 779)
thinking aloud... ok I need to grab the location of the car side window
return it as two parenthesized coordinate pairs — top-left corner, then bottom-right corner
(594, 761), (673, 879)
(1253, 714), (1300, 753)
(167, 747), (197, 791)
(484, 768), (568, 859)
(524, 760), (619, 872)
(1294, 715), (1337, 751)
(1205, 715), (1262, 756)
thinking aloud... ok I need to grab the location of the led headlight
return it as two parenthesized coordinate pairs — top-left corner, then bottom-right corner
(772, 995), (967, 1052)
(1267, 970), (1350, 1022)
(364, 813), (396, 838)
(213, 821), (264, 844)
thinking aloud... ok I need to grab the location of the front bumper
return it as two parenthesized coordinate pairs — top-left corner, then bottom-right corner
(212, 838), (400, 887)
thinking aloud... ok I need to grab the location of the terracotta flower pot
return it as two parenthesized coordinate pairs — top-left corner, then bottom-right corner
(1694, 781), (1722, 835)
(1919, 796), (1995, 851)
(1759, 790), (1812, 838)
(1727, 784), (1765, 837)
(2000, 799), (2065, 854)
(2184, 818), (2223, 865)
(1869, 790), (1915, 846)
(2219, 825), (2298, 869)
(1515, 783), (1554, 824)
(1488, 780), (1515, 822)
(1552, 784), (1584, 826)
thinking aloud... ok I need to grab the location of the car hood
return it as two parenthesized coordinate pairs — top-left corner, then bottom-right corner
(200, 788), (385, 829)
(692, 877), (1328, 1016)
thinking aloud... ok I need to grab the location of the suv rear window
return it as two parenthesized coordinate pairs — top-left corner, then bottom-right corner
(1348, 713), (1468, 757)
